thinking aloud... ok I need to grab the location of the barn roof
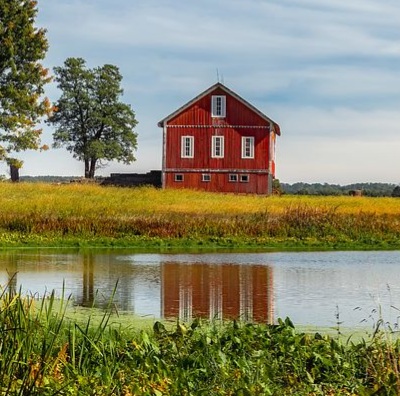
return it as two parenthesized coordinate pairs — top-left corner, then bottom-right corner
(157, 82), (281, 135)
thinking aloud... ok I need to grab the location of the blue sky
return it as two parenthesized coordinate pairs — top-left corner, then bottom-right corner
(3, 0), (400, 184)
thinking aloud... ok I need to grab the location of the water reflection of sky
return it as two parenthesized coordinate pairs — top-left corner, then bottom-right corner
(1, 250), (400, 328)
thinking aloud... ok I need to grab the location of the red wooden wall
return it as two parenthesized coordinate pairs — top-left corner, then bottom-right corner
(166, 87), (269, 128)
(164, 172), (269, 194)
(162, 85), (277, 194)
(165, 126), (269, 170)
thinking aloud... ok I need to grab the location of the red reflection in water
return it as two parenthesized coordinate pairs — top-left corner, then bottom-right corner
(162, 264), (273, 323)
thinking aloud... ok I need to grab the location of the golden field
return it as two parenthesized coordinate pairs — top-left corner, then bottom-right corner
(0, 182), (400, 248)
(1, 182), (400, 215)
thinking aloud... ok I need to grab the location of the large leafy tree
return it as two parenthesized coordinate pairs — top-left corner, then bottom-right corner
(0, 0), (51, 180)
(48, 57), (138, 179)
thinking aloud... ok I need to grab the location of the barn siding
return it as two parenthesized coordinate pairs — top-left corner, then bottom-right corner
(165, 126), (270, 170)
(165, 172), (268, 194)
(160, 83), (279, 195)
(166, 88), (269, 128)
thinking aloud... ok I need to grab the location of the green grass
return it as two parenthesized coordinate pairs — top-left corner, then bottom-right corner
(2, 289), (400, 395)
(0, 182), (400, 249)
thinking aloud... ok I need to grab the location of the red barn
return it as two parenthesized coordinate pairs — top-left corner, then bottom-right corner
(158, 82), (280, 194)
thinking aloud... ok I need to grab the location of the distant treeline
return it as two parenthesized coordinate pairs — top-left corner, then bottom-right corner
(280, 182), (398, 197)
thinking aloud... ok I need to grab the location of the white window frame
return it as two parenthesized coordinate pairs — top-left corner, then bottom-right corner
(202, 174), (211, 182)
(175, 174), (184, 182)
(241, 136), (255, 159)
(211, 136), (224, 158)
(240, 174), (249, 183)
(229, 174), (238, 182)
(181, 136), (194, 158)
(211, 95), (226, 118)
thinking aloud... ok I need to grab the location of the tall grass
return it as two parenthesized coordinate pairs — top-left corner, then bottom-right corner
(0, 183), (400, 248)
(2, 287), (400, 395)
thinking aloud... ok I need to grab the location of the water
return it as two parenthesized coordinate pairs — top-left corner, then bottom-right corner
(1, 249), (400, 328)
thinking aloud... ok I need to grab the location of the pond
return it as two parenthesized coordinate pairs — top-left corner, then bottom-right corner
(1, 249), (400, 329)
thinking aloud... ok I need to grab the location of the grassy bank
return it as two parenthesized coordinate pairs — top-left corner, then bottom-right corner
(1, 290), (400, 395)
(1, 182), (400, 249)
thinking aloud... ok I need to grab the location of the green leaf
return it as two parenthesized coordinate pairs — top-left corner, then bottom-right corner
(0, 0), (51, 173)
(47, 57), (138, 178)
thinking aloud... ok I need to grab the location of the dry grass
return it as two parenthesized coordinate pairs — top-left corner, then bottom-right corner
(1, 183), (400, 248)
(2, 182), (400, 215)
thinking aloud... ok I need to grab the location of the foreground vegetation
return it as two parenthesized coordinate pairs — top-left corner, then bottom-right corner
(1, 289), (400, 395)
(1, 182), (400, 249)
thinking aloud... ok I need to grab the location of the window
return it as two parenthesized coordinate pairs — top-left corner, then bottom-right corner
(202, 174), (211, 182)
(211, 95), (226, 117)
(241, 136), (254, 158)
(240, 174), (249, 183)
(229, 174), (238, 182)
(181, 136), (194, 158)
(211, 136), (224, 158)
(175, 174), (184, 182)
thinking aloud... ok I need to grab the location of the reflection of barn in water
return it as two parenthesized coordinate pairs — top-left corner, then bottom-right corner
(162, 264), (274, 323)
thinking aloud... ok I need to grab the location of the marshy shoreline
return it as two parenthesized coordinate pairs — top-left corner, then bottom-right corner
(1, 289), (399, 395)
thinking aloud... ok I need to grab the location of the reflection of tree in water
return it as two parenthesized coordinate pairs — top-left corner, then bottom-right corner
(6, 254), (18, 296)
(80, 252), (94, 307)
(162, 263), (274, 324)
(77, 252), (117, 309)
(0, 251), (162, 314)
(76, 253), (161, 313)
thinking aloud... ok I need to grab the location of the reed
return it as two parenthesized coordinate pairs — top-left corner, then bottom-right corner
(0, 183), (400, 248)
(1, 288), (400, 395)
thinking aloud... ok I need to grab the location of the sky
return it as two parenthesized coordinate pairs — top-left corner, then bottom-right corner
(2, 0), (400, 184)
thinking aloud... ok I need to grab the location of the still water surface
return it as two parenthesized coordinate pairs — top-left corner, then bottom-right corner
(1, 249), (400, 328)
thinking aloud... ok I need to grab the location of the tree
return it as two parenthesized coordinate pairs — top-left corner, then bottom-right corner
(392, 186), (400, 198)
(47, 58), (138, 179)
(0, 0), (51, 181)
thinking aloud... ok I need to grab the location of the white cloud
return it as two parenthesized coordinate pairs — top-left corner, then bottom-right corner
(16, 0), (399, 184)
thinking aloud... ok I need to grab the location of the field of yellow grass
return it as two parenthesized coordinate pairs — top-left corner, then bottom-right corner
(2, 182), (400, 215)
(1, 182), (400, 249)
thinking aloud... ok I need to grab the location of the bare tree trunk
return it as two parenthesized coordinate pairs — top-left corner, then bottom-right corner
(88, 158), (96, 179)
(10, 165), (20, 182)
(84, 158), (90, 179)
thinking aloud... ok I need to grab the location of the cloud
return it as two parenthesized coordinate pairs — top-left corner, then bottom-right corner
(19, 0), (399, 183)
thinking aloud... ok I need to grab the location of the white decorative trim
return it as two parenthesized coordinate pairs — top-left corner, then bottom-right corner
(202, 174), (211, 182)
(211, 136), (224, 158)
(165, 125), (270, 129)
(229, 174), (238, 182)
(211, 95), (226, 118)
(181, 136), (194, 158)
(162, 126), (167, 188)
(165, 168), (269, 174)
(240, 174), (250, 183)
(174, 174), (184, 182)
(241, 136), (255, 159)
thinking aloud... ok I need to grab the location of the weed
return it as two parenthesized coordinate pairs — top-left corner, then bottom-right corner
(1, 284), (400, 394)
